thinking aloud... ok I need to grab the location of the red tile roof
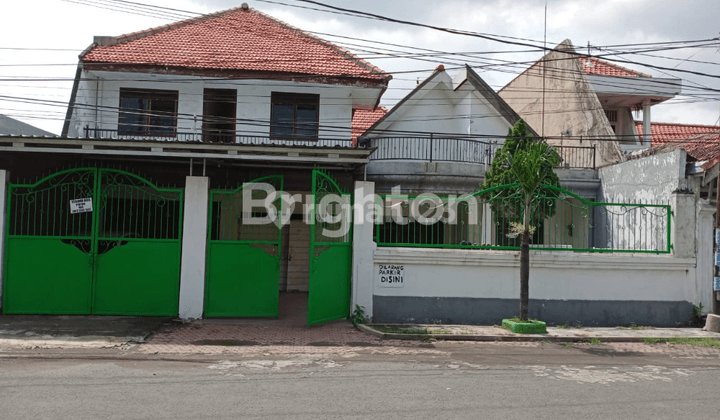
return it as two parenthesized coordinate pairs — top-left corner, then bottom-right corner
(351, 107), (387, 146)
(81, 6), (389, 82)
(634, 121), (720, 146)
(580, 57), (650, 78)
(641, 131), (720, 170)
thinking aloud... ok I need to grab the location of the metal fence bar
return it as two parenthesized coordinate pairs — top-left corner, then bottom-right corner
(367, 137), (596, 169)
(372, 185), (671, 253)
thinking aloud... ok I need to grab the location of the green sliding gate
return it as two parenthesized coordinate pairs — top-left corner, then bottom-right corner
(3, 168), (184, 315)
(205, 175), (283, 317)
(308, 169), (352, 325)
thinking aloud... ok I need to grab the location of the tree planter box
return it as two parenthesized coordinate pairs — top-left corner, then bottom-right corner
(502, 319), (547, 334)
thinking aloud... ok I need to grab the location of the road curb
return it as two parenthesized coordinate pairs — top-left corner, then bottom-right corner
(354, 324), (706, 343)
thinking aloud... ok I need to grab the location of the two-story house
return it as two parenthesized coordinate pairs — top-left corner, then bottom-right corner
(0, 4), (389, 324)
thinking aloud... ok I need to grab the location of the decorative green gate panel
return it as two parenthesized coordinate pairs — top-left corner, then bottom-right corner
(205, 175), (283, 317)
(3, 168), (96, 314)
(3, 168), (183, 316)
(308, 169), (352, 326)
(92, 170), (183, 316)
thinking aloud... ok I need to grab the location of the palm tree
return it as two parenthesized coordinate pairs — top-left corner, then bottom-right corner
(480, 120), (560, 320)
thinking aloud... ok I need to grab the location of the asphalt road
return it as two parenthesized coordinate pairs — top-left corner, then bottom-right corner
(1, 342), (719, 420)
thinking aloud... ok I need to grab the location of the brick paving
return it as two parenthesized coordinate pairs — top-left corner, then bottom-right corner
(138, 320), (448, 356)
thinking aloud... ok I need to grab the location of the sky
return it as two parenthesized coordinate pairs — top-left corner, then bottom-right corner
(1, 0), (719, 135)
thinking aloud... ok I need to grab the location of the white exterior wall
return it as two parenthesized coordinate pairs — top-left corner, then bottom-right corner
(368, 75), (513, 165)
(370, 247), (698, 326)
(373, 248), (695, 302)
(67, 70), (355, 142)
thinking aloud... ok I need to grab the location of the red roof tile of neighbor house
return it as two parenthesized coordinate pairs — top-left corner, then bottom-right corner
(641, 130), (720, 170)
(81, 6), (389, 82)
(634, 121), (720, 146)
(351, 107), (387, 146)
(580, 57), (650, 78)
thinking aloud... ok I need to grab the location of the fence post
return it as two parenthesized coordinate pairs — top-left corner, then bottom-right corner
(429, 134), (433, 163)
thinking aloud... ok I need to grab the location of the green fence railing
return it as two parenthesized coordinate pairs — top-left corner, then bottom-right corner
(374, 184), (671, 253)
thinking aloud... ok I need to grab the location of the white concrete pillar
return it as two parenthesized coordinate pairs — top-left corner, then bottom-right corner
(642, 101), (651, 145)
(178, 176), (209, 320)
(482, 203), (493, 245)
(0, 170), (7, 310)
(671, 191), (696, 258)
(696, 202), (715, 314)
(352, 181), (377, 321)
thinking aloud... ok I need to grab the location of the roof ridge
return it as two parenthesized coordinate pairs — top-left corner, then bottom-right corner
(248, 7), (390, 81)
(582, 56), (651, 78)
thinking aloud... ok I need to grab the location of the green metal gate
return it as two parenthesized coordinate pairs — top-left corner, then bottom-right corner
(307, 169), (352, 325)
(205, 175), (283, 317)
(3, 168), (184, 315)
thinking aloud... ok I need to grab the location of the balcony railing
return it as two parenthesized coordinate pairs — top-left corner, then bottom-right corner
(365, 136), (597, 169)
(367, 136), (500, 165)
(84, 127), (354, 148)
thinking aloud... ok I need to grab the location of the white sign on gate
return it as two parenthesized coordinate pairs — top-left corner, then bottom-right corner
(378, 264), (405, 288)
(70, 198), (93, 214)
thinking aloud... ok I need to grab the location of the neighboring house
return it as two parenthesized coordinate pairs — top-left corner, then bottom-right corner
(359, 64), (542, 195)
(0, 114), (56, 137)
(498, 39), (681, 163)
(0, 5), (389, 324)
(346, 64), (712, 326)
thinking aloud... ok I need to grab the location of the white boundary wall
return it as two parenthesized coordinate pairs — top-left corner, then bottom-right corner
(369, 248), (700, 326)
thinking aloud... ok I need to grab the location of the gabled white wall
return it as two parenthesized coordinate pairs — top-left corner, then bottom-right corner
(370, 72), (513, 139)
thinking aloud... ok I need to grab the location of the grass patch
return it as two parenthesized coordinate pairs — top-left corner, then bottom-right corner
(643, 337), (720, 348)
(501, 318), (547, 334)
(557, 324), (570, 329)
(589, 338), (602, 345)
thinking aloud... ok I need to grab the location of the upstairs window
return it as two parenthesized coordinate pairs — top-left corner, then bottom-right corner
(270, 92), (319, 140)
(118, 88), (179, 136)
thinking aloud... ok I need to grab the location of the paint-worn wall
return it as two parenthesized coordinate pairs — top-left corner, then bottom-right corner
(596, 150), (687, 253)
(498, 40), (623, 167)
(371, 248), (697, 326)
(599, 150), (686, 203)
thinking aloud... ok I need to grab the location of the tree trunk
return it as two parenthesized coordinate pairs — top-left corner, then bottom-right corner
(519, 229), (530, 321)
(519, 202), (531, 321)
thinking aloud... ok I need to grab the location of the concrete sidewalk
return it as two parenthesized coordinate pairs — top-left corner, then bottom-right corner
(0, 315), (169, 348)
(358, 323), (720, 342)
